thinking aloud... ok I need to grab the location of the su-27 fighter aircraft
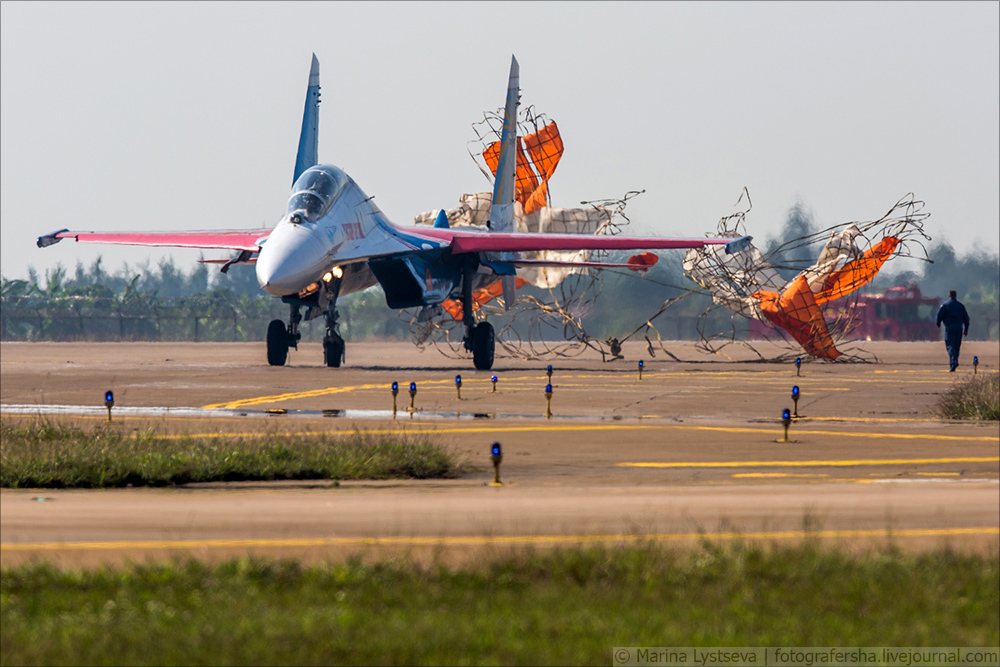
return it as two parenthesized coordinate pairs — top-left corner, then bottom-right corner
(38, 54), (751, 371)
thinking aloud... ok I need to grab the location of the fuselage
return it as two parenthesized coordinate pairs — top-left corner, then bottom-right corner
(255, 164), (434, 298)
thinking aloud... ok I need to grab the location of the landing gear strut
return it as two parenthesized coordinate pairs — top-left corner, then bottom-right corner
(460, 264), (495, 370)
(322, 277), (345, 368)
(266, 304), (302, 366)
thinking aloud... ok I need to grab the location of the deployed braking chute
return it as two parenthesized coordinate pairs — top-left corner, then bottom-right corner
(681, 192), (929, 360)
(415, 106), (652, 328)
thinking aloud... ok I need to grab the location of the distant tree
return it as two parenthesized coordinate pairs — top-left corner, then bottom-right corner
(765, 202), (819, 281)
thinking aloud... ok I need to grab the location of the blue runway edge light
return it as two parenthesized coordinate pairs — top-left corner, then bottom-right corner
(491, 375), (497, 382)
(104, 390), (114, 404)
(391, 382), (398, 391)
(783, 408), (791, 420)
(456, 375), (462, 384)
(491, 442), (502, 457)
(792, 386), (799, 397)
(546, 384), (552, 394)
(410, 382), (416, 391)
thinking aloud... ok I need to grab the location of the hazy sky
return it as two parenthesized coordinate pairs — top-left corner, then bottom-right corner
(2, 1), (998, 283)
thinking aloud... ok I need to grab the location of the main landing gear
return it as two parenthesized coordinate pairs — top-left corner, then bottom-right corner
(460, 265), (495, 370)
(266, 304), (301, 366)
(266, 277), (345, 367)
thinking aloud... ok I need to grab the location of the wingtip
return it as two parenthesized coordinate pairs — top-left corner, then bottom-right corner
(509, 54), (519, 77)
(309, 53), (320, 86)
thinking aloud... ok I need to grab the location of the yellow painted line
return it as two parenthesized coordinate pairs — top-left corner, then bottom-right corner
(732, 473), (829, 478)
(409, 425), (999, 442)
(804, 417), (945, 423)
(914, 472), (961, 476)
(199, 371), (962, 409)
(3, 527), (996, 553)
(138, 423), (999, 443)
(617, 457), (1000, 469)
(203, 383), (387, 409)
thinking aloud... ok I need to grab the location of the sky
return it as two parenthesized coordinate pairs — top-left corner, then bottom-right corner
(2, 1), (998, 283)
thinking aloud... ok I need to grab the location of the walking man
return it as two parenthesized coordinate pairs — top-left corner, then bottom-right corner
(936, 289), (970, 372)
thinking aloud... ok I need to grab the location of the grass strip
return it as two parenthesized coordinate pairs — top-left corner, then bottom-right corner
(0, 419), (458, 488)
(938, 371), (1000, 420)
(1, 542), (997, 665)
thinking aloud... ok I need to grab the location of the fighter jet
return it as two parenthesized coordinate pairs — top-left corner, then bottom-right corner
(38, 55), (750, 370)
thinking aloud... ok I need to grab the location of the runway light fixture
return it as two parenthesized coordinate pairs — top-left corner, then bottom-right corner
(491, 375), (498, 393)
(490, 441), (503, 484)
(973, 356), (979, 374)
(104, 390), (115, 423)
(391, 382), (399, 417)
(795, 357), (802, 376)
(545, 383), (553, 419)
(781, 408), (792, 442)
(409, 382), (417, 411)
(638, 359), (644, 381)
(791, 385), (800, 418)
(546, 364), (553, 381)
(456, 374), (462, 400)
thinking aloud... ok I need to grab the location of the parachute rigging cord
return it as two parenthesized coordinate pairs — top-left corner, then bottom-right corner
(407, 103), (932, 363)
(676, 189), (932, 363)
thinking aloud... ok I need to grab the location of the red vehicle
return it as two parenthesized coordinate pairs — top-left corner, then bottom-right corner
(748, 281), (939, 342)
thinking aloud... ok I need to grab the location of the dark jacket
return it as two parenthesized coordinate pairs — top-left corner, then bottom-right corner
(936, 298), (970, 334)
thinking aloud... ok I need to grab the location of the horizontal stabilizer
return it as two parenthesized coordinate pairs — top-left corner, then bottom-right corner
(198, 257), (258, 264)
(512, 258), (656, 271)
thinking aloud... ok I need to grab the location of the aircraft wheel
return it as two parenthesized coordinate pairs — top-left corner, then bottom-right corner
(266, 319), (289, 366)
(324, 337), (344, 368)
(472, 321), (495, 370)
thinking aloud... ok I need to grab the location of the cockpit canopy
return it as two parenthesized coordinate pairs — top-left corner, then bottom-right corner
(287, 165), (348, 223)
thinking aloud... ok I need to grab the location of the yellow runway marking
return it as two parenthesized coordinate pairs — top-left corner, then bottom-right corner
(732, 473), (829, 478)
(914, 472), (961, 476)
(199, 370), (962, 409)
(3, 527), (996, 553)
(617, 457), (1000, 469)
(203, 383), (388, 409)
(140, 423), (999, 443)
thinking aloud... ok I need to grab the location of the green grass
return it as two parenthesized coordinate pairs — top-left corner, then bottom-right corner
(938, 371), (1000, 420)
(0, 419), (459, 488)
(1, 542), (996, 665)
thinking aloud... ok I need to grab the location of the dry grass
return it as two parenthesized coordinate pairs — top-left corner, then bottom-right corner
(938, 371), (1000, 420)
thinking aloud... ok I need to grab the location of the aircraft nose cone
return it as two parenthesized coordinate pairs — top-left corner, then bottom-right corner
(256, 224), (327, 295)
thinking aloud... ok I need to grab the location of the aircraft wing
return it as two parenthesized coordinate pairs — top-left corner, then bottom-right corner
(36, 229), (270, 252)
(409, 227), (753, 255)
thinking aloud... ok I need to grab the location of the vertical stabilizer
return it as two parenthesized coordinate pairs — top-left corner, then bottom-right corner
(490, 55), (520, 309)
(489, 55), (519, 232)
(293, 53), (321, 185)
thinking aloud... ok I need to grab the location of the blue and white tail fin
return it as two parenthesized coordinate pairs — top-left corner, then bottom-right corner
(490, 55), (520, 309)
(293, 54), (321, 185)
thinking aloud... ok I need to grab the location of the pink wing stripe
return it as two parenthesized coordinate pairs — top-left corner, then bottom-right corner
(55, 230), (268, 252)
(443, 231), (724, 254)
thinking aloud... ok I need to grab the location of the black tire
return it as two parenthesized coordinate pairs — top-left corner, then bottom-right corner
(472, 321), (495, 370)
(266, 319), (289, 366)
(324, 337), (344, 368)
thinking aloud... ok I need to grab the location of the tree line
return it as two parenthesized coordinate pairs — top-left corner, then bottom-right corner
(2, 207), (998, 343)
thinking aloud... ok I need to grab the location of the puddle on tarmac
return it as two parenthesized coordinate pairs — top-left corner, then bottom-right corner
(2, 403), (663, 423)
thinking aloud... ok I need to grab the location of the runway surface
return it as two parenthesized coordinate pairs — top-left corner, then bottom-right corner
(2, 340), (998, 565)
